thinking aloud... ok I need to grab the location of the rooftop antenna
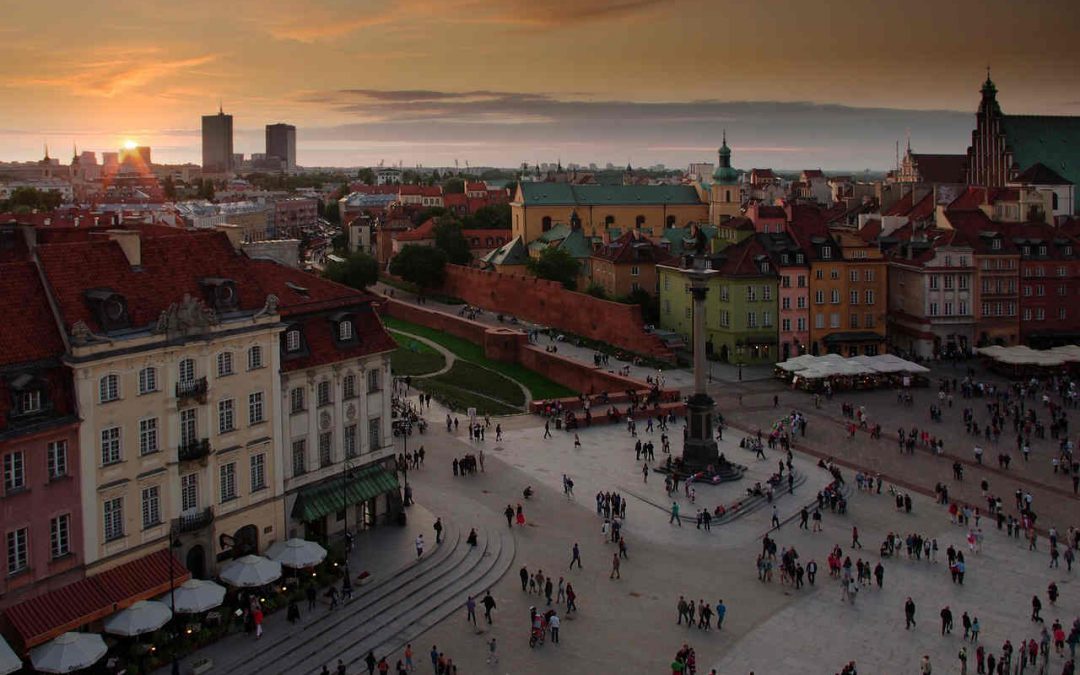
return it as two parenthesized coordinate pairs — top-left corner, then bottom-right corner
(219, 99), (223, 114)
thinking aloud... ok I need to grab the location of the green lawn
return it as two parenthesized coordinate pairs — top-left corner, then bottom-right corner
(411, 378), (521, 416)
(389, 332), (446, 376)
(430, 361), (525, 407)
(382, 316), (576, 400)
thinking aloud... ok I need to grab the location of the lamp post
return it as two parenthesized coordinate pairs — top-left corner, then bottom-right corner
(736, 343), (744, 382)
(168, 528), (181, 675)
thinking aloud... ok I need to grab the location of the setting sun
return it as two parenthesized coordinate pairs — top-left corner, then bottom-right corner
(122, 139), (137, 150)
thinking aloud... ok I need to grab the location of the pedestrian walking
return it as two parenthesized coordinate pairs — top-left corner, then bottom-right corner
(670, 502), (682, 526)
(504, 505), (514, 528)
(465, 595), (476, 626)
(486, 638), (498, 664)
(306, 584), (317, 611)
(404, 644), (414, 672)
(433, 518), (443, 545)
(364, 651), (376, 675)
(905, 597), (917, 629)
(610, 552), (621, 579)
(570, 542), (582, 569)
(415, 534), (424, 559)
(851, 526), (862, 549)
(715, 599), (726, 630)
(519, 566), (528, 591)
(549, 612), (560, 643)
(920, 654), (932, 674)
(481, 590), (496, 624)
(771, 505), (780, 529)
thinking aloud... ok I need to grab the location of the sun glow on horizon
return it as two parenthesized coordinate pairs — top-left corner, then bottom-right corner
(122, 139), (138, 150)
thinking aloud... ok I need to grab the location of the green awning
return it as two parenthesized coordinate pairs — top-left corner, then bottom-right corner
(291, 465), (400, 523)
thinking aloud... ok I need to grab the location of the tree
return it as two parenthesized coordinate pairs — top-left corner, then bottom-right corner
(620, 288), (659, 324)
(526, 247), (579, 290)
(325, 251), (379, 289)
(331, 231), (349, 252)
(320, 199), (340, 224)
(414, 206), (448, 225)
(433, 219), (472, 265)
(443, 177), (465, 194)
(584, 282), (608, 300)
(390, 245), (448, 289)
(197, 179), (215, 201)
(1, 187), (63, 212)
(402, 169), (421, 184)
(356, 168), (375, 185)
(462, 203), (510, 230)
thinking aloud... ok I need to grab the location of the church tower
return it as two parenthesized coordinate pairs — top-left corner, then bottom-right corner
(709, 132), (741, 223)
(967, 69), (1007, 187)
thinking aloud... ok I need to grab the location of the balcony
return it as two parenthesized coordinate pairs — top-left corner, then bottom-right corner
(178, 439), (211, 463)
(175, 377), (208, 403)
(172, 507), (214, 534)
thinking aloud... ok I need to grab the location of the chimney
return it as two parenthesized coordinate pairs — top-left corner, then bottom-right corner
(106, 229), (141, 267)
(215, 223), (245, 251)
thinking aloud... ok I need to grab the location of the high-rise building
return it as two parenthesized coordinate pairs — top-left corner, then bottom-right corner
(265, 123), (296, 173)
(202, 107), (234, 174)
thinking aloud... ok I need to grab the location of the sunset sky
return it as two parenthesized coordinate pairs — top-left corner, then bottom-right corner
(3, 0), (1078, 170)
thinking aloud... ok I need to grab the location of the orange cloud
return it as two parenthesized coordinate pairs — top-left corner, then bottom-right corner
(263, 13), (396, 42)
(14, 51), (218, 97)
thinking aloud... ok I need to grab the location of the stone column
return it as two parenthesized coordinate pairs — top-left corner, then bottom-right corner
(691, 283), (708, 396)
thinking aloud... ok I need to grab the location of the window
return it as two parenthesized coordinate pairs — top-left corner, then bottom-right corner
(830, 268), (839, 280)
(762, 311), (772, 327)
(944, 276), (954, 290)
(178, 359), (195, 384)
(292, 440), (307, 476)
(1023, 308), (1032, 321)
(762, 286), (772, 301)
(290, 387), (305, 413)
(101, 427), (121, 465)
(814, 290), (824, 304)
(815, 269), (823, 280)
(50, 514), (70, 559)
(217, 399), (235, 434)
(368, 418), (381, 452)
(829, 313), (840, 328)
(99, 374), (119, 403)
(959, 276), (969, 290)
(339, 320), (353, 341)
(1037, 285), (1046, 297)
(991, 238), (1001, 250)
(929, 275), (939, 290)
(219, 463), (237, 502)
(286, 330), (301, 352)
(1060, 285), (1068, 296)
(630, 265), (640, 277)
(944, 255), (952, 266)
(319, 432), (333, 467)
(797, 296), (806, 309)
(719, 310), (730, 327)
(250, 454), (266, 491)
(781, 275), (791, 288)
(746, 286), (757, 302)
(781, 318), (791, 332)
(247, 346), (263, 370)
(849, 313), (859, 328)
(720, 286), (729, 302)
(47, 441), (68, 480)
(3, 452), (25, 493)
(864, 313), (874, 328)
(1023, 285), (1033, 297)
(1036, 266), (1046, 278)
(959, 301), (968, 315)
(317, 381), (331, 407)
(944, 302), (953, 316)
(797, 317), (807, 331)
(849, 291), (859, 305)
(849, 270), (858, 283)
(1039, 245), (1048, 256)
(1059, 308), (1067, 320)
(1036, 308), (1046, 321)
(865, 290), (875, 305)
(7, 528), (28, 575)
(181, 474), (198, 512)
(781, 297), (791, 310)
(343, 375), (356, 399)
(138, 367), (157, 395)
(747, 312), (758, 328)
(367, 369), (381, 393)
(815, 314), (824, 329)
(797, 275), (806, 288)
(981, 302), (991, 316)
(216, 352), (234, 377)
(141, 486), (161, 529)
(103, 497), (124, 542)
(179, 409), (197, 447)
(18, 390), (41, 414)
(830, 290), (840, 304)
(139, 418), (159, 456)
(821, 246), (832, 259)
(929, 303), (939, 316)
(248, 392), (264, 425)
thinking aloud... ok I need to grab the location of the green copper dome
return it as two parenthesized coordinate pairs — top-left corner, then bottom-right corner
(712, 131), (739, 183)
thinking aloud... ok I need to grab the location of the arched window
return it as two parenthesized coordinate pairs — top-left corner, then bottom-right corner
(247, 346), (263, 370)
(343, 373), (356, 399)
(1052, 192), (1059, 210)
(216, 352), (234, 377)
(286, 329), (302, 352)
(178, 358), (195, 384)
(99, 374), (120, 403)
(138, 367), (157, 395)
(725, 190), (732, 202)
(541, 216), (552, 232)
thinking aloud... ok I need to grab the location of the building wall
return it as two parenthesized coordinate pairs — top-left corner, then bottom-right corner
(511, 202), (708, 244)
(974, 254), (1020, 345)
(590, 258), (661, 298)
(0, 421), (84, 607)
(777, 266), (810, 360)
(709, 182), (741, 223)
(808, 260), (845, 353)
(73, 319), (284, 575)
(1019, 258), (1080, 342)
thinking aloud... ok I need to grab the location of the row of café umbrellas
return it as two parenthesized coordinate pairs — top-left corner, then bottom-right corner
(8, 539), (327, 673)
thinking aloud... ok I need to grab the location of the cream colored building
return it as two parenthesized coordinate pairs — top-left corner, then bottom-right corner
(36, 228), (289, 577)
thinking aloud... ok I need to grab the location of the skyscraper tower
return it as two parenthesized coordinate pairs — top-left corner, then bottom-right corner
(265, 123), (297, 173)
(202, 105), (234, 175)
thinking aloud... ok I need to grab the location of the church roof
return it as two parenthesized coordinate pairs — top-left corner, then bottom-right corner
(910, 153), (968, 184)
(1001, 115), (1080, 208)
(517, 183), (702, 206)
(1012, 161), (1072, 186)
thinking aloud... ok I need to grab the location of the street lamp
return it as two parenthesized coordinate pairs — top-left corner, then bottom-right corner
(736, 343), (744, 382)
(167, 529), (182, 675)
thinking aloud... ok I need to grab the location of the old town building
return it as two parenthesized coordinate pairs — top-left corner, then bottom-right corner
(947, 211), (1021, 346)
(589, 230), (675, 298)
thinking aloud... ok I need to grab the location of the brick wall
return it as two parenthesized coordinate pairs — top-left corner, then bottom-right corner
(437, 265), (673, 361)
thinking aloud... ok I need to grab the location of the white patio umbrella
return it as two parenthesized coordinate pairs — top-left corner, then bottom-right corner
(0, 635), (20, 675)
(103, 600), (172, 637)
(164, 578), (227, 613)
(265, 538), (327, 569)
(30, 632), (107, 673)
(218, 555), (282, 588)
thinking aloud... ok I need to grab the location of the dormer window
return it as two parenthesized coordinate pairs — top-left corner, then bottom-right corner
(1038, 245), (1047, 256)
(339, 321), (353, 341)
(1067, 246), (1074, 256)
(84, 288), (130, 331)
(200, 278), (239, 312)
(759, 262), (770, 273)
(1022, 246), (1031, 256)
(796, 254), (804, 264)
(991, 238), (1001, 250)
(286, 329), (302, 352)
(18, 389), (42, 414)
(821, 246), (832, 259)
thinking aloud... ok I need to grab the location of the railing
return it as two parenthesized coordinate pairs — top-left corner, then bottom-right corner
(175, 377), (208, 401)
(178, 439), (211, 462)
(172, 507), (214, 534)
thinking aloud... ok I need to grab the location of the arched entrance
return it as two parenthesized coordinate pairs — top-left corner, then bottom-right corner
(233, 525), (259, 558)
(782, 343), (791, 361)
(719, 344), (729, 363)
(186, 545), (206, 579)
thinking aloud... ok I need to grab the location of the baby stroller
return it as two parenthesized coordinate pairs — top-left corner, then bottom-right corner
(528, 608), (546, 648)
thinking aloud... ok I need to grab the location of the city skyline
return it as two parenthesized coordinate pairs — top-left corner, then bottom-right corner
(2, 0), (1078, 169)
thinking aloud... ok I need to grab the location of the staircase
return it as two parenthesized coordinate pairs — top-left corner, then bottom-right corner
(217, 523), (516, 675)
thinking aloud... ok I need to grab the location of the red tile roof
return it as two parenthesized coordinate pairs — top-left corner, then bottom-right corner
(908, 192), (936, 220)
(909, 153), (968, 184)
(443, 193), (467, 208)
(1014, 162), (1072, 186)
(591, 230), (676, 265)
(756, 205), (786, 219)
(2, 549), (189, 651)
(0, 262), (65, 365)
(398, 185), (442, 197)
(394, 218), (436, 243)
(716, 236), (772, 276)
(465, 182), (486, 192)
(802, 169), (825, 179)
